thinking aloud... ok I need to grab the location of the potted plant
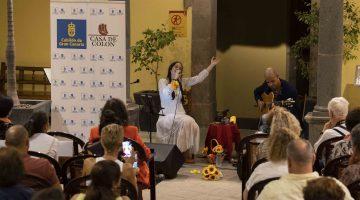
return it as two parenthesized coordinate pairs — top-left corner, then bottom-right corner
(131, 24), (176, 91)
(3, 0), (50, 125)
(130, 25), (176, 132)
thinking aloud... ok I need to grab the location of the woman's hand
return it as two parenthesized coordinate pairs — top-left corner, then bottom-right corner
(211, 56), (220, 66)
(207, 56), (221, 72)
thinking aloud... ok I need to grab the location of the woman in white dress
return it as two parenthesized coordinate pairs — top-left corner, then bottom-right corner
(156, 57), (220, 162)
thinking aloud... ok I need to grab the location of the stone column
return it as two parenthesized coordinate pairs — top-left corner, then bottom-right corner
(183, 0), (217, 148)
(305, 0), (343, 144)
(185, 0), (217, 127)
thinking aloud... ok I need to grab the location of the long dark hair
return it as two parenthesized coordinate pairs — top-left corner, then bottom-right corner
(100, 98), (128, 127)
(167, 61), (184, 103)
(24, 111), (48, 137)
(85, 160), (121, 200)
(99, 109), (122, 136)
(350, 124), (360, 165)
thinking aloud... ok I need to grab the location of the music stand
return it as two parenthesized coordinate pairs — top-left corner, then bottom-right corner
(139, 94), (163, 143)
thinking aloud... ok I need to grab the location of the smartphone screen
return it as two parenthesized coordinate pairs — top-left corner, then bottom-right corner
(122, 141), (132, 157)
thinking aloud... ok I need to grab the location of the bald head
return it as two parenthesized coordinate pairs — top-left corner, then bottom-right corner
(264, 68), (278, 79)
(264, 68), (281, 90)
(5, 125), (29, 150)
(287, 139), (315, 173)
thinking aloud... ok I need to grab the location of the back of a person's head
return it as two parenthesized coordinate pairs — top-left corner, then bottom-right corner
(268, 127), (299, 162)
(0, 95), (14, 118)
(346, 107), (360, 131)
(31, 187), (65, 200)
(350, 124), (360, 165)
(287, 139), (314, 168)
(100, 124), (124, 153)
(5, 125), (29, 149)
(0, 147), (24, 187)
(303, 177), (344, 200)
(86, 160), (121, 200)
(99, 109), (121, 134)
(24, 111), (48, 137)
(270, 107), (301, 137)
(328, 97), (349, 118)
(102, 98), (128, 126)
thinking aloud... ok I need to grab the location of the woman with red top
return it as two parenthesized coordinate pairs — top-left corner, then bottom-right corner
(88, 98), (150, 190)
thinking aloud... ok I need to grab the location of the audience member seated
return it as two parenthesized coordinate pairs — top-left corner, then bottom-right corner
(303, 177), (345, 200)
(0, 147), (33, 200)
(5, 125), (60, 188)
(314, 97), (349, 151)
(24, 111), (59, 159)
(243, 127), (299, 200)
(72, 160), (135, 200)
(256, 107), (301, 160)
(84, 124), (138, 190)
(0, 95), (14, 140)
(88, 98), (150, 187)
(340, 124), (360, 186)
(331, 107), (360, 160)
(32, 187), (65, 200)
(257, 139), (353, 200)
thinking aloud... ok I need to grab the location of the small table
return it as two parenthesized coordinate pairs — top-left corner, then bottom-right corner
(205, 122), (241, 160)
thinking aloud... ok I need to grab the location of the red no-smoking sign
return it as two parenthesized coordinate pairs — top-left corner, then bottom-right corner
(171, 15), (182, 25)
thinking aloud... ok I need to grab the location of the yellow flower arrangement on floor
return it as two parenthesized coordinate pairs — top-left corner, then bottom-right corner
(201, 164), (223, 181)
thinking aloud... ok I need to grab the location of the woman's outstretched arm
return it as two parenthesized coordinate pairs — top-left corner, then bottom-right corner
(183, 56), (220, 88)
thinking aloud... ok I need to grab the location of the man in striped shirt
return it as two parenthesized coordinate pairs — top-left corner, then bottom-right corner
(314, 97), (350, 151)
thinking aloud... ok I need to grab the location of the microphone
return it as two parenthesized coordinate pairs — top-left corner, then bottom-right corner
(130, 79), (140, 84)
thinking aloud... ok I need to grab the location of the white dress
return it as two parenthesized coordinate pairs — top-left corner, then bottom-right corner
(156, 69), (209, 153)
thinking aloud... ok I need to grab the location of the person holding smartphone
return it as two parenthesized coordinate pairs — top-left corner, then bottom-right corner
(83, 124), (138, 189)
(88, 98), (151, 189)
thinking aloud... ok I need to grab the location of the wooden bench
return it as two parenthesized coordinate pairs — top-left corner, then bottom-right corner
(0, 62), (50, 100)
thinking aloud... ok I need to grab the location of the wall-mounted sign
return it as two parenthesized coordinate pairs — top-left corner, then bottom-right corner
(169, 11), (187, 37)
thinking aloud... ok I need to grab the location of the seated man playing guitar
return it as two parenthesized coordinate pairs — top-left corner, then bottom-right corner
(254, 67), (298, 117)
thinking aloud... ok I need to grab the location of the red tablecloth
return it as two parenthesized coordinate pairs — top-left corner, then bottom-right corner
(205, 123), (241, 160)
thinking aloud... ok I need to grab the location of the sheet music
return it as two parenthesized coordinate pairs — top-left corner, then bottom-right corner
(44, 68), (52, 84)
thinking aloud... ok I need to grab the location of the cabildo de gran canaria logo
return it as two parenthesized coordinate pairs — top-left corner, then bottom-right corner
(88, 23), (118, 47)
(68, 22), (76, 37)
(57, 19), (86, 49)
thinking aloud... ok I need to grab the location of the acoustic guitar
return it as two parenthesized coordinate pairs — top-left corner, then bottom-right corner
(258, 92), (295, 115)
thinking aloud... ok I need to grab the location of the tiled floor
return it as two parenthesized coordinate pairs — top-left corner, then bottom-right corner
(143, 158), (242, 200)
(139, 127), (246, 200)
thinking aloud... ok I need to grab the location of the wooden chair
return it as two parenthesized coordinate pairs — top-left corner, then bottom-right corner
(20, 173), (52, 192)
(28, 151), (62, 181)
(63, 175), (90, 200)
(314, 136), (344, 173)
(236, 133), (268, 190)
(247, 177), (280, 200)
(47, 131), (85, 156)
(120, 178), (138, 200)
(347, 180), (360, 200)
(251, 157), (268, 172)
(322, 155), (351, 178)
(61, 154), (97, 185)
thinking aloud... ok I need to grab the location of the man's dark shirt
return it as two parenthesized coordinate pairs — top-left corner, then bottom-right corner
(254, 79), (297, 102)
(0, 184), (33, 200)
(254, 78), (299, 117)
